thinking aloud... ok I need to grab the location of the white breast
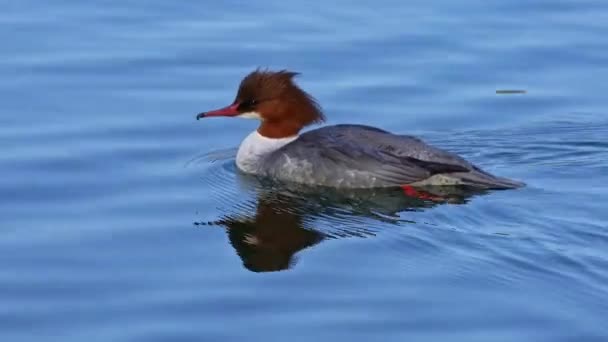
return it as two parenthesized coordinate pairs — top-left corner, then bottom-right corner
(236, 131), (297, 174)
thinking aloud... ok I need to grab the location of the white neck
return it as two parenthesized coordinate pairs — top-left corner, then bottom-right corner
(236, 130), (297, 174)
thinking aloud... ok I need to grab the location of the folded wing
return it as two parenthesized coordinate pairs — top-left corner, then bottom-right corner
(265, 124), (475, 187)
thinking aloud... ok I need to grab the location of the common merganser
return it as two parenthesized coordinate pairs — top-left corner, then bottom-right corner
(196, 69), (525, 192)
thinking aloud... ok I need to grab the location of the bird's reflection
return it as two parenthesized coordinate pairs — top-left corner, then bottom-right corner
(196, 173), (488, 273)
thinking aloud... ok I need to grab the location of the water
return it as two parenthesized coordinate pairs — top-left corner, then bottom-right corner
(2, 1), (608, 341)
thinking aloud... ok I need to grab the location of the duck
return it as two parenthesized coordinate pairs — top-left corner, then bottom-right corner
(196, 69), (524, 193)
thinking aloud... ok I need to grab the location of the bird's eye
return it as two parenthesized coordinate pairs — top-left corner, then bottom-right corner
(240, 99), (257, 108)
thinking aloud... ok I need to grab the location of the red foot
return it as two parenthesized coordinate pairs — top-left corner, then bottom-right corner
(401, 185), (445, 202)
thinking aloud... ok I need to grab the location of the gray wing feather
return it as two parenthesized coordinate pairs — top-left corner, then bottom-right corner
(265, 124), (474, 187)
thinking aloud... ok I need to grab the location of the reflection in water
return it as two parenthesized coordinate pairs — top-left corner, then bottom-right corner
(199, 194), (324, 272)
(196, 171), (490, 273)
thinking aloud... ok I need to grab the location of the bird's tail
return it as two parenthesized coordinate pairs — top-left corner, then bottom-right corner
(450, 169), (525, 190)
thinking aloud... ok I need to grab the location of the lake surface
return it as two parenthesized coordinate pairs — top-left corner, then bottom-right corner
(2, 1), (608, 341)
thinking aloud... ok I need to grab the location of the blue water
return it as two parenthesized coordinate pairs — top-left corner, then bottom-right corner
(2, 1), (608, 341)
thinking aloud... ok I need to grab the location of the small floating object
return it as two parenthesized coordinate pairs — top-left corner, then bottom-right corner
(496, 89), (527, 94)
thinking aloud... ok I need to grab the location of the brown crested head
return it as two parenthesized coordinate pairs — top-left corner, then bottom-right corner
(197, 68), (325, 138)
